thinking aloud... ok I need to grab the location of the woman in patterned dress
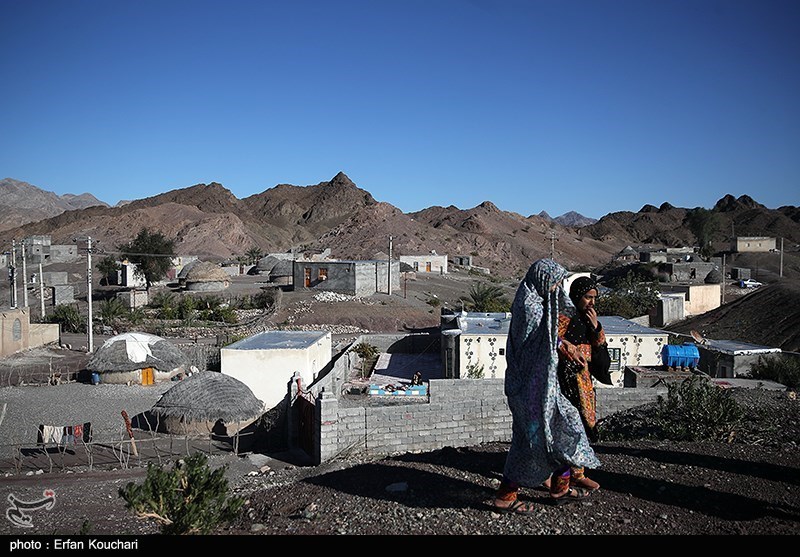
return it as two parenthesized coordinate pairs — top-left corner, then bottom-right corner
(555, 276), (613, 494)
(491, 259), (600, 514)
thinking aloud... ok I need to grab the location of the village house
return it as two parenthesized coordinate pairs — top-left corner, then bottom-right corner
(659, 283), (721, 316)
(731, 236), (776, 253)
(220, 330), (332, 410)
(399, 252), (448, 274)
(440, 311), (511, 379)
(695, 338), (782, 378)
(292, 260), (400, 296)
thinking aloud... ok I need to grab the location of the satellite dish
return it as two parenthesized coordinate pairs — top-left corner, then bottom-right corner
(690, 330), (707, 345)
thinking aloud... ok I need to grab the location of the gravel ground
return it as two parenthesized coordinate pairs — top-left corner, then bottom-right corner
(0, 387), (796, 537)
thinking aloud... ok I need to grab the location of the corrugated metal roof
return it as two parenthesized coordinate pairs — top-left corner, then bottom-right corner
(704, 339), (781, 355)
(598, 315), (667, 336)
(456, 313), (511, 335)
(224, 330), (329, 350)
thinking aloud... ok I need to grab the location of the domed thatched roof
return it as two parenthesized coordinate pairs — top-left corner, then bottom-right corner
(151, 372), (263, 423)
(87, 332), (188, 372)
(269, 259), (293, 278)
(256, 255), (281, 273)
(704, 269), (723, 284)
(185, 261), (229, 283)
(177, 260), (202, 280)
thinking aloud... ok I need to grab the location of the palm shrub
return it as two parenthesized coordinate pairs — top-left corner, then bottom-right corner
(653, 377), (743, 441)
(51, 304), (86, 333)
(98, 298), (127, 325)
(749, 355), (800, 390)
(118, 452), (243, 535)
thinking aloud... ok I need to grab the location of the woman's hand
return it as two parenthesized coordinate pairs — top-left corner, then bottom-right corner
(560, 339), (587, 367)
(585, 307), (599, 330)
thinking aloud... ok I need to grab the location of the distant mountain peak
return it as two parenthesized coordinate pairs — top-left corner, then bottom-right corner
(554, 211), (597, 227)
(714, 194), (766, 212)
(537, 210), (553, 220)
(329, 171), (355, 187)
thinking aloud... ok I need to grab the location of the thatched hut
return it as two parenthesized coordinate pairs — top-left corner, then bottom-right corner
(177, 259), (202, 286)
(184, 261), (230, 292)
(150, 372), (264, 435)
(269, 259), (293, 286)
(87, 332), (188, 385)
(255, 255), (280, 275)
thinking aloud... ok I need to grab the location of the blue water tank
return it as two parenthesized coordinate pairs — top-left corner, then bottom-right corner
(661, 343), (700, 369)
(90, 372), (101, 385)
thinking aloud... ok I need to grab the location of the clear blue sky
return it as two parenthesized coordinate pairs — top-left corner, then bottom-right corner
(2, 0), (798, 219)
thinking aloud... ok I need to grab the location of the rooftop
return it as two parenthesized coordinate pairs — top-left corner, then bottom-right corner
(703, 339), (781, 355)
(224, 330), (330, 351)
(599, 315), (667, 336)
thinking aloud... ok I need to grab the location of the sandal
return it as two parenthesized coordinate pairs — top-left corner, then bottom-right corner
(550, 487), (592, 506)
(570, 468), (600, 492)
(489, 499), (538, 515)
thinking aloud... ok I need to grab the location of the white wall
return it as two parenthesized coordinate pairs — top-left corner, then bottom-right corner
(220, 334), (331, 410)
(400, 255), (448, 274)
(604, 332), (668, 387)
(457, 334), (507, 379)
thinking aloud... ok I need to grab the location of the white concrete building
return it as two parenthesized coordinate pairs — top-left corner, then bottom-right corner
(732, 236), (776, 253)
(599, 316), (669, 387)
(399, 253), (448, 274)
(221, 330), (332, 410)
(440, 312), (511, 379)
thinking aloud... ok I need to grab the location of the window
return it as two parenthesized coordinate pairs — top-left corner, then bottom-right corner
(608, 347), (622, 372)
(318, 268), (328, 281)
(413, 262), (419, 271)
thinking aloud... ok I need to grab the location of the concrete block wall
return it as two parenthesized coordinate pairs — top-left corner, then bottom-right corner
(596, 386), (667, 419)
(316, 377), (670, 463)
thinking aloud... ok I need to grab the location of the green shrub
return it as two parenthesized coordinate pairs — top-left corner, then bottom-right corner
(653, 377), (743, 441)
(465, 362), (485, 379)
(750, 356), (800, 390)
(118, 452), (243, 535)
(98, 298), (127, 323)
(51, 304), (86, 333)
(149, 292), (175, 309)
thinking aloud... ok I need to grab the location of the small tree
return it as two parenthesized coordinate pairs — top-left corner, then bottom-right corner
(245, 246), (262, 265)
(50, 304), (86, 333)
(96, 256), (120, 286)
(117, 228), (176, 290)
(467, 282), (510, 313)
(596, 272), (660, 319)
(118, 452), (243, 535)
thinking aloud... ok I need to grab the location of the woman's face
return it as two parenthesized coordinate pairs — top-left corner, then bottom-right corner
(576, 288), (598, 312)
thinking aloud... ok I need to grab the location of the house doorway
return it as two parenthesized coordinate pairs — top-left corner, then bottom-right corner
(304, 268), (312, 287)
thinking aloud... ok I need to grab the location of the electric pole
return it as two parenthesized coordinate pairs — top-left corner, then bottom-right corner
(780, 237), (784, 278)
(39, 262), (45, 318)
(11, 240), (17, 308)
(87, 236), (94, 353)
(21, 242), (28, 309)
(721, 253), (725, 305)
(388, 236), (393, 295)
(549, 231), (557, 260)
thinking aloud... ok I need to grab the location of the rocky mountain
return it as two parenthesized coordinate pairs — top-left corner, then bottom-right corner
(581, 196), (800, 249)
(0, 178), (108, 232)
(0, 176), (797, 280)
(536, 210), (597, 227)
(553, 211), (597, 227)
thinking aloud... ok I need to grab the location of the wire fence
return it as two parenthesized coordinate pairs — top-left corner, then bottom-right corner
(0, 428), (257, 475)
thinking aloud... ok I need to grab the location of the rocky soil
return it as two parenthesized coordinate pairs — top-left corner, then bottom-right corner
(0, 387), (796, 537)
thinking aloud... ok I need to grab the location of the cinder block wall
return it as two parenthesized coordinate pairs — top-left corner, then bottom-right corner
(316, 379), (668, 463)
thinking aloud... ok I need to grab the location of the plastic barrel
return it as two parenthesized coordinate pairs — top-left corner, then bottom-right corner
(661, 343), (700, 369)
(90, 372), (101, 385)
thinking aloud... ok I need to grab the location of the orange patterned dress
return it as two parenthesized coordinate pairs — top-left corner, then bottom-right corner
(557, 314), (607, 440)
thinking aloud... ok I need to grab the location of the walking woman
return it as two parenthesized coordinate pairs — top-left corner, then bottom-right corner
(555, 276), (613, 493)
(491, 259), (600, 513)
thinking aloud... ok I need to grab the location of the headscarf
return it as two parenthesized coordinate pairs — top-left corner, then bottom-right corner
(502, 259), (600, 483)
(569, 276), (598, 304)
(505, 258), (573, 396)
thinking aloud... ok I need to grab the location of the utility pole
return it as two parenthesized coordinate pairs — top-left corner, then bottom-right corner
(721, 253), (725, 304)
(387, 236), (393, 295)
(39, 262), (45, 318)
(21, 242), (28, 309)
(549, 231), (557, 260)
(780, 237), (784, 278)
(11, 240), (17, 308)
(87, 236), (94, 353)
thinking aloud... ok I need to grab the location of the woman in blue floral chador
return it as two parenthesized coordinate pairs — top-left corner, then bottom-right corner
(491, 259), (600, 513)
